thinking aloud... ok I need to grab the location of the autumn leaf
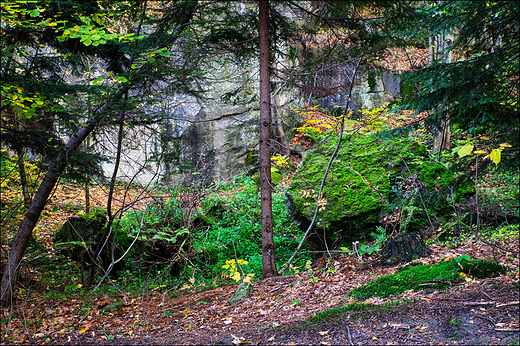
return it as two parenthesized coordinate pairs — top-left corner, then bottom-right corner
(231, 271), (241, 282)
(457, 144), (474, 158)
(490, 149), (501, 165)
(79, 326), (89, 334)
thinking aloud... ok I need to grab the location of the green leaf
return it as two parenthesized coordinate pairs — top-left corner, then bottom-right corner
(457, 144), (474, 158)
(271, 171), (282, 184)
(83, 38), (92, 46)
(30, 10), (39, 17)
(92, 77), (104, 85)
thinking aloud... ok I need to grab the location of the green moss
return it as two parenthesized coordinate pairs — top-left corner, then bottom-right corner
(308, 302), (377, 323)
(350, 259), (507, 299)
(286, 134), (456, 242)
(308, 300), (409, 324)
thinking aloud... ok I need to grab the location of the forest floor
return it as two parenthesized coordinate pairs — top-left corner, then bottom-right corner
(1, 238), (518, 345)
(1, 106), (519, 344)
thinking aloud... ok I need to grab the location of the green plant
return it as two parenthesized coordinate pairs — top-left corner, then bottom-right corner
(352, 226), (387, 257)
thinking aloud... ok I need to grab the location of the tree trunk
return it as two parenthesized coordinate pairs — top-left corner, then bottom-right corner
(430, 28), (453, 156)
(272, 92), (290, 157)
(16, 148), (31, 209)
(258, 0), (277, 278)
(380, 233), (432, 266)
(85, 113), (125, 287)
(1, 120), (96, 303)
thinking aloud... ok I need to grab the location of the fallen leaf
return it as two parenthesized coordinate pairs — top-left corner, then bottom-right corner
(267, 335), (275, 342)
(79, 326), (89, 334)
(372, 336), (378, 340)
(318, 330), (329, 335)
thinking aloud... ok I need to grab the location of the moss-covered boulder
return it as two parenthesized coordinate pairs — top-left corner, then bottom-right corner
(285, 134), (459, 251)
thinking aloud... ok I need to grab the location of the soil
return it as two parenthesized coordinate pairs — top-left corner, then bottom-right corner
(1, 242), (518, 346)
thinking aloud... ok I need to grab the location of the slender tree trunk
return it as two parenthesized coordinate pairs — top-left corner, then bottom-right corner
(1, 119), (97, 303)
(431, 31), (452, 156)
(272, 92), (290, 157)
(258, 0), (277, 278)
(85, 113), (125, 287)
(16, 148), (31, 209)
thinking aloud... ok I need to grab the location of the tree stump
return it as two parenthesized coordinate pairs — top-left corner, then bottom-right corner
(380, 233), (432, 265)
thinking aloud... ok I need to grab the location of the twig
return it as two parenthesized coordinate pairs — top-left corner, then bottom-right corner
(496, 301), (519, 308)
(429, 297), (471, 301)
(462, 301), (495, 306)
(346, 324), (354, 345)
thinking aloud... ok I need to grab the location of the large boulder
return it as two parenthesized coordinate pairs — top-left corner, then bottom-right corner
(285, 134), (460, 251)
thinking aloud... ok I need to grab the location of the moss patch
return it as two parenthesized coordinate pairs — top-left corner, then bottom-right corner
(308, 300), (406, 324)
(349, 259), (507, 299)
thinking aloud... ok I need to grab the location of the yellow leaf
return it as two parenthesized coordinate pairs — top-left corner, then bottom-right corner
(474, 150), (487, 154)
(189, 277), (195, 284)
(500, 142), (512, 148)
(79, 326), (89, 334)
(231, 272), (241, 282)
(457, 144), (474, 158)
(243, 276), (251, 284)
(490, 149), (501, 165)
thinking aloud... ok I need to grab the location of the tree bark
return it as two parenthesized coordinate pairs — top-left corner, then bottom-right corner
(1, 118), (97, 303)
(258, 0), (277, 278)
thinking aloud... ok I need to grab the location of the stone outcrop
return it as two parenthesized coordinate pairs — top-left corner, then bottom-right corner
(285, 134), (457, 252)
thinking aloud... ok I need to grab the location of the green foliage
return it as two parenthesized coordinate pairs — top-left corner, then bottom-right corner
(388, 1), (519, 137)
(357, 226), (386, 256)
(350, 259), (507, 299)
(192, 176), (310, 280)
(113, 176), (311, 290)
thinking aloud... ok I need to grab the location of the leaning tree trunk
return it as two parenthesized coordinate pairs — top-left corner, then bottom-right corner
(258, 0), (277, 278)
(1, 118), (97, 303)
(380, 233), (432, 266)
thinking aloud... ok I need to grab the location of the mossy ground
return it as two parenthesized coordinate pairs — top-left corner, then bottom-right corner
(308, 300), (407, 324)
(349, 259), (507, 299)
